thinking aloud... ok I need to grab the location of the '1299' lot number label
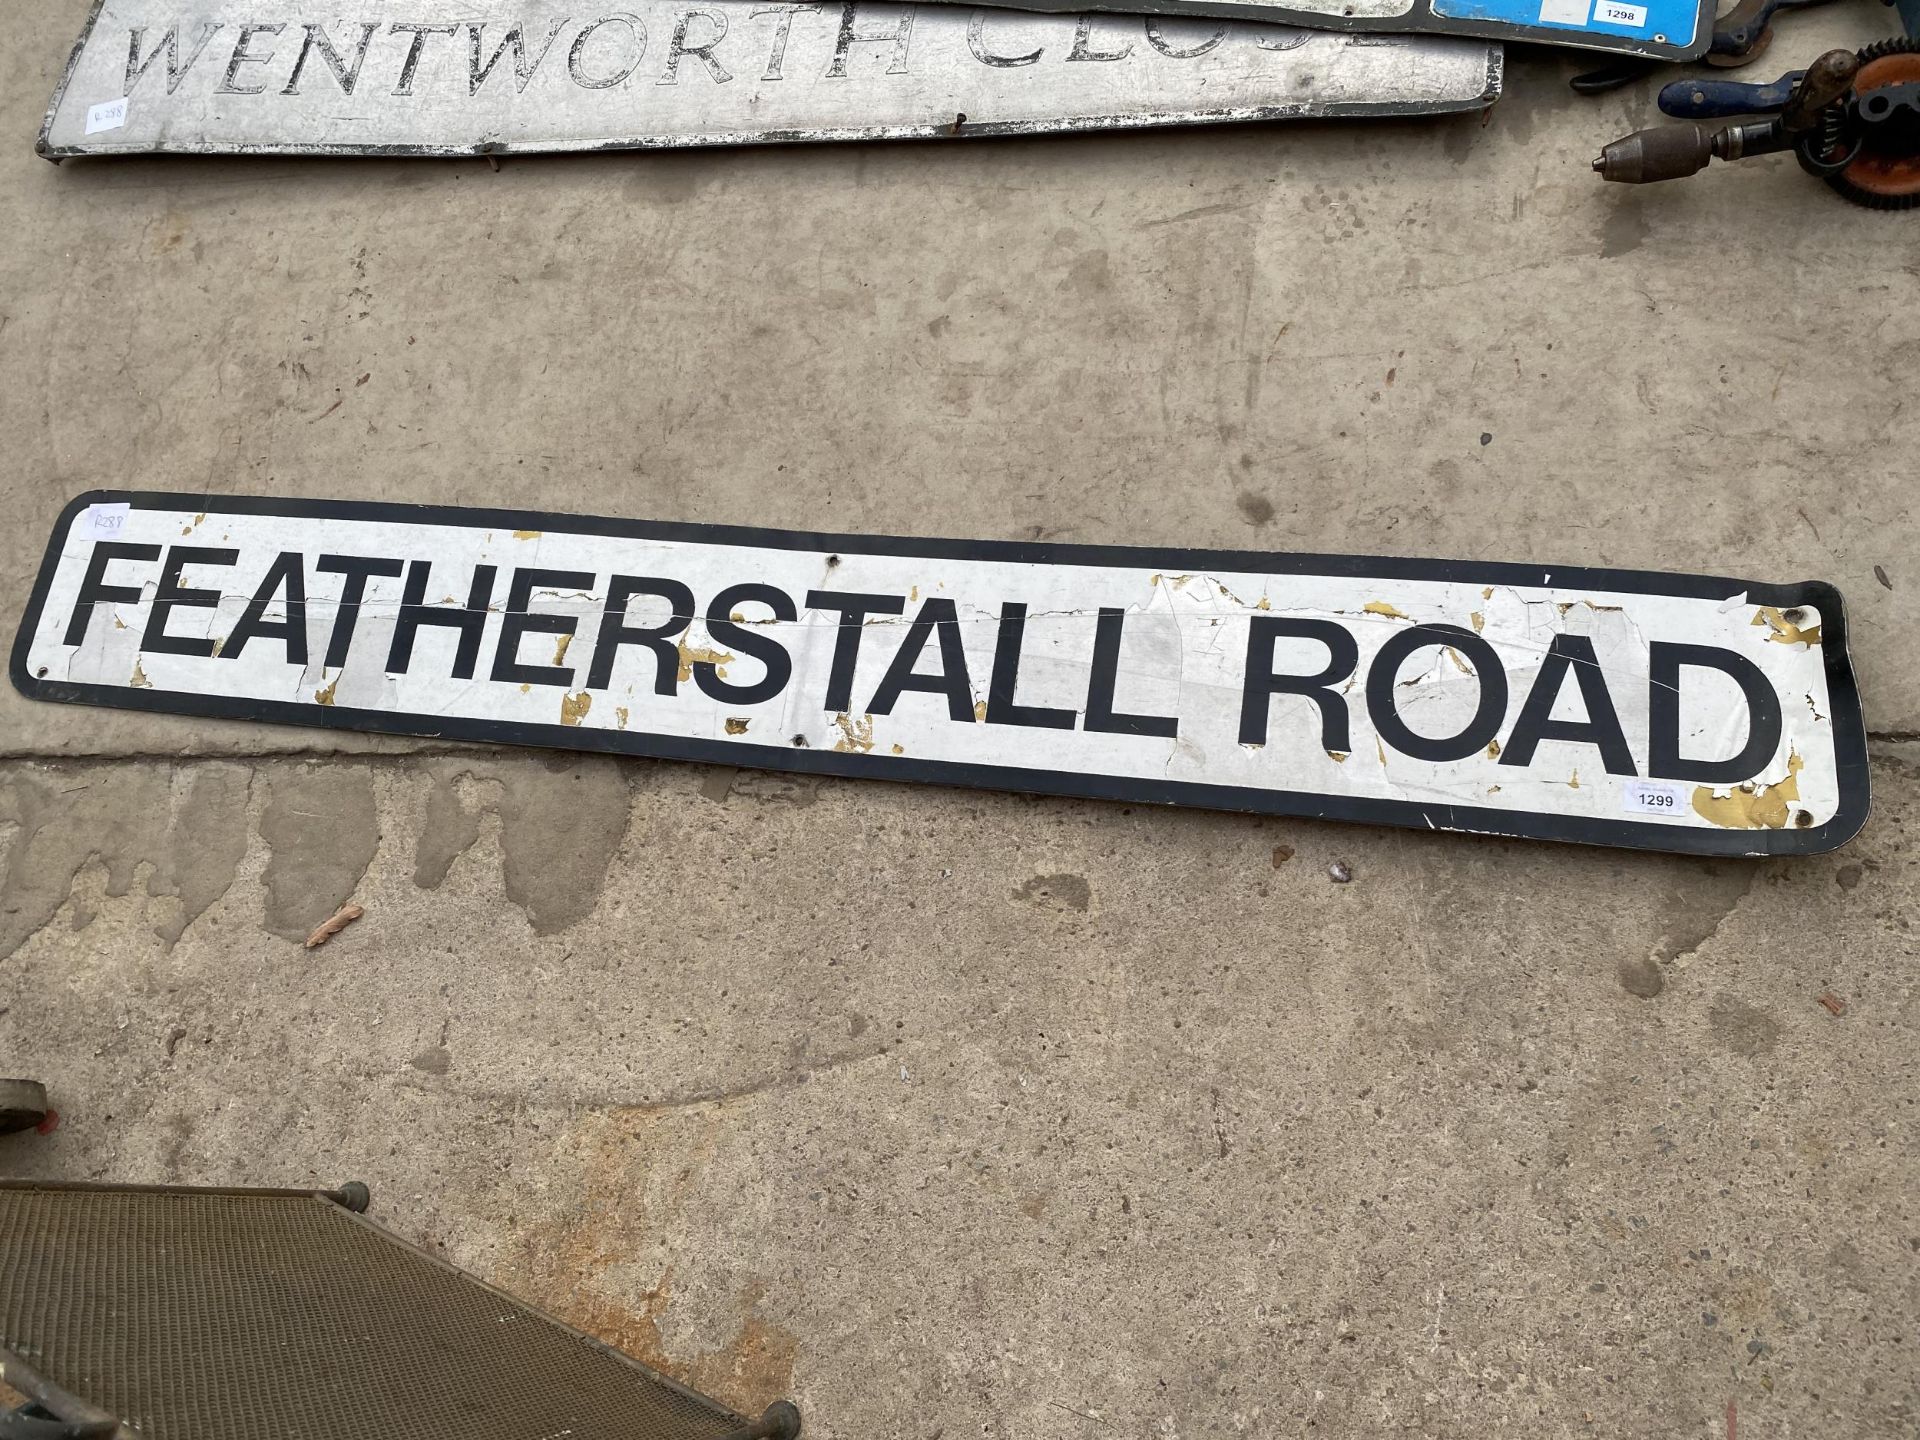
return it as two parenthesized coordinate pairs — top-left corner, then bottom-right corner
(1622, 780), (1686, 815)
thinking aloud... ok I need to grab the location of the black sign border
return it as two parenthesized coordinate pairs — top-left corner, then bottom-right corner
(11, 490), (1871, 858)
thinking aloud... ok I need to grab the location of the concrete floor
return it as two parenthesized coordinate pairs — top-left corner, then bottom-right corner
(2, 1), (1917, 1435)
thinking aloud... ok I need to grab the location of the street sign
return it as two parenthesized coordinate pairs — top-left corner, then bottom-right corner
(13, 492), (1868, 855)
(912, 0), (1708, 62)
(39, 0), (1500, 158)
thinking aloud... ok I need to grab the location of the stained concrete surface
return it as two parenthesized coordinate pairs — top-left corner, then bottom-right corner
(1, 0), (1917, 1435)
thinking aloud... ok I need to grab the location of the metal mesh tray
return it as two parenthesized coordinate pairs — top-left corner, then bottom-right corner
(0, 1182), (798, 1440)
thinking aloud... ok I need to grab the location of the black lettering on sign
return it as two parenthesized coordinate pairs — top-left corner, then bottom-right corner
(868, 597), (974, 721)
(826, 2), (915, 78)
(467, 18), (569, 95)
(142, 547), (237, 658)
(1239, 617), (1357, 750)
(752, 2), (821, 80)
(1144, 17), (1228, 58)
(65, 542), (160, 648)
(282, 22), (381, 96)
(967, 11), (1043, 66)
(1500, 634), (1635, 776)
(1647, 642), (1783, 784)
(126, 24), (225, 95)
(1066, 16), (1132, 61)
(215, 23), (284, 95)
(661, 9), (734, 84)
(1085, 608), (1179, 739)
(570, 15), (648, 87)
(221, 551), (309, 666)
(316, 555), (404, 668)
(1367, 624), (1508, 763)
(390, 22), (459, 96)
(805, 590), (906, 711)
(698, 583), (797, 705)
(385, 560), (496, 679)
(986, 603), (1075, 729)
(491, 567), (595, 688)
(588, 576), (695, 693)
(1254, 26), (1313, 51)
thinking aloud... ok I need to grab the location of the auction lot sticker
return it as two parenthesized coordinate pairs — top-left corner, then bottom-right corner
(12, 493), (1868, 856)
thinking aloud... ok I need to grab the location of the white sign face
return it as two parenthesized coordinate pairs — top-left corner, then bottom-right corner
(13, 494), (1868, 856)
(37, 0), (1500, 158)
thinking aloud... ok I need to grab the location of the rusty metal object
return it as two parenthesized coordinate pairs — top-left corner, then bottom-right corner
(1590, 66), (1849, 182)
(725, 1404), (805, 1440)
(1592, 121), (1712, 181)
(1823, 38), (1920, 206)
(1570, 0), (1834, 93)
(1703, 0), (1837, 68)
(0, 1080), (49, 1136)
(1595, 40), (1920, 203)
(0, 1345), (129, 1438)
(1781, 45), (1860, 128)
(1590, 120), (1764, 182)
(0, 1181), (800, 1440)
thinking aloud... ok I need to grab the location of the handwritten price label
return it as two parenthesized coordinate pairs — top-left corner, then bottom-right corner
(85, 97), (128, 135)
(79, 502), (131, 542)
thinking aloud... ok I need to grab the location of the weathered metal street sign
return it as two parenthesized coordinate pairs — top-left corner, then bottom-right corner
(13, 494), (1867, 855)
(916, 0), (1708, 62)
(38, 0), (1499, 158)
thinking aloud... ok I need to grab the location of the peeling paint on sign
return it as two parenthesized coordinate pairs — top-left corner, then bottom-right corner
(38, 0), (1501, 160)
(11, 492), (1870, 856)
(1753, 605), (1821, 648)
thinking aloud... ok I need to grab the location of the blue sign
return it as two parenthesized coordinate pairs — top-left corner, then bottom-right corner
(1433, 0), (1702, 47)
